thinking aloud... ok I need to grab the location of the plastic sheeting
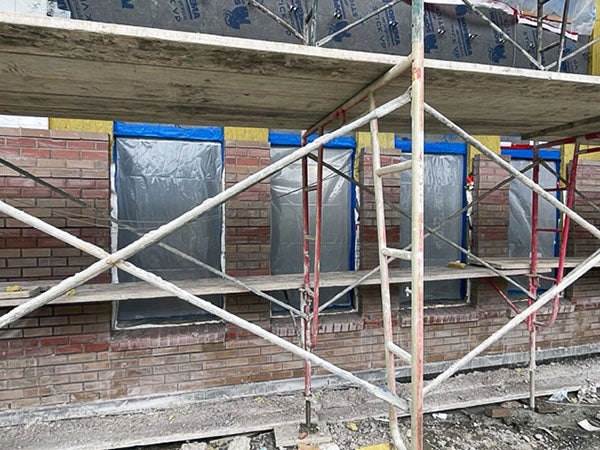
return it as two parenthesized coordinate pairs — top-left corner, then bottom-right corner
(508, 159), (558, 290)
(115, 138), (223, 327)
(400, 154), (465, 302)
(270, 147), (354, 312)
(429, 1), (595, 35)
(0, 0), (48, 16)
(55, 1), (592, 72)
(512, 0), (596, 36)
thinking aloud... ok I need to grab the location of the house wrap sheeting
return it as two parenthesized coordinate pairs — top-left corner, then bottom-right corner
(54, 0), (592, 73)
(428, 0), (595, 35)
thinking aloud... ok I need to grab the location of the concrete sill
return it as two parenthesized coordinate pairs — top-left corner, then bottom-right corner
(110, 322), (226, 351)
(271, 312), (363, 337)
(399, 305), (478, 327)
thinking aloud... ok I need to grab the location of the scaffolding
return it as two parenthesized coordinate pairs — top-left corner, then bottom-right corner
(0, 2), (600, 449)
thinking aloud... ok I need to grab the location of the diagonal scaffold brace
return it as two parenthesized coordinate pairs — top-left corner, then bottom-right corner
(0, 92), (415, 414)
(421, 102), (600, 397)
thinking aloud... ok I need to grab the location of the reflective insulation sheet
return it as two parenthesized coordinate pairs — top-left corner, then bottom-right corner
(270, 146), (354, 312)
(400, 153), (465, 302)
(115, 137), (223, 326)
(509, 158), (558, 290)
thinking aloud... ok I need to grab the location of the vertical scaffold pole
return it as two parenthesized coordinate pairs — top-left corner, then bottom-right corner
(410, 1), (425, 449)
(556, 0), (571, 72)
(301, 127), (324, 430)
(554, 143), (581, 312)
(368, 95), (405, 450)
(528, 144), (541, 409)
(311, 130), (325, 350)
(536, 0), (544, 66)
(301, 135), (313, 428)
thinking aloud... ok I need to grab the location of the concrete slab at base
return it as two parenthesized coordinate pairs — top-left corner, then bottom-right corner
(274, 422), (332, 448)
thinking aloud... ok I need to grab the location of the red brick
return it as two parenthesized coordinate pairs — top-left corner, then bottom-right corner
(66, 141), (97, 150)
(0, 187), (21, 197)
(50, 149), (79, 159)
(40, 336), (69, 347)
(36, 137), (70, 148)
(5, 137), (37, 148)
(55, 345), (84, 355)
(84, 342), (109, 353)
(81, 189), (108, 199)
(21, 148), (51, 158)
(5, 237), (37, 248)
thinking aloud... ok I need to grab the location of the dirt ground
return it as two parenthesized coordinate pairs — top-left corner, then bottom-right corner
(2, 357), (600, 450)
(132, 399), (600, 450)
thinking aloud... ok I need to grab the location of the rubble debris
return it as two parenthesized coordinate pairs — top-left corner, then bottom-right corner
(180, 443), (209, 450)
(275, 422), (332, 448)
(318, 444), (340, 450)
(540, 427), (559, 440)
(485, 407), (510, 418)
(228, 436), (251, 450)
(549, 387), (574, 403)
(356, 444), (391, 450)
(345, 422), (358, 431)
(499, 401), (522, 409)
(297, 444), (319, 450)
(578, 381), (599, 404)
(536, 399), (561, 414)
(5, 285), (22, 292)
(578, 419), (600, 432)
(447, 261), (466, 269)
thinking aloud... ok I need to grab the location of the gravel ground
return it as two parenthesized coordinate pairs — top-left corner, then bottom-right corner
(128, 399), (600, 450)
(2, 357), (600, 449)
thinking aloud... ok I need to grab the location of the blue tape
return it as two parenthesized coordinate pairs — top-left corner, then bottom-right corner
(395, 138), (467, 154)
(269, 131), (356, 149)
(114, 122), (223, 142)
(501, 149), (561, 161)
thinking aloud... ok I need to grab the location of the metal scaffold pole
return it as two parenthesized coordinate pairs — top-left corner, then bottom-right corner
(536, 0), (544, 66)
(410, 1), (426, 449)
(301, 134), (313, 429)
(369, 94), (407, 450)
(528, 144), (541, 409)
(300, 126), (325, 429)
(422, 103), (600, 396)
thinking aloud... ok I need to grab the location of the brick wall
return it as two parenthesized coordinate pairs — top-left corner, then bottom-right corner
(359, 146), (403, 270)
(224, 140), (270, 277)
(1, 134), (600, 413)
(567, 160), (600, 303)
(471, 154), (511, 258)
(0, 128), (110, 283)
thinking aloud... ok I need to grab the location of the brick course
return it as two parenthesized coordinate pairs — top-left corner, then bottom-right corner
(359, 147), (403, 270)
(224, 141), (270, 277)
(0, 129), (110, 283)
